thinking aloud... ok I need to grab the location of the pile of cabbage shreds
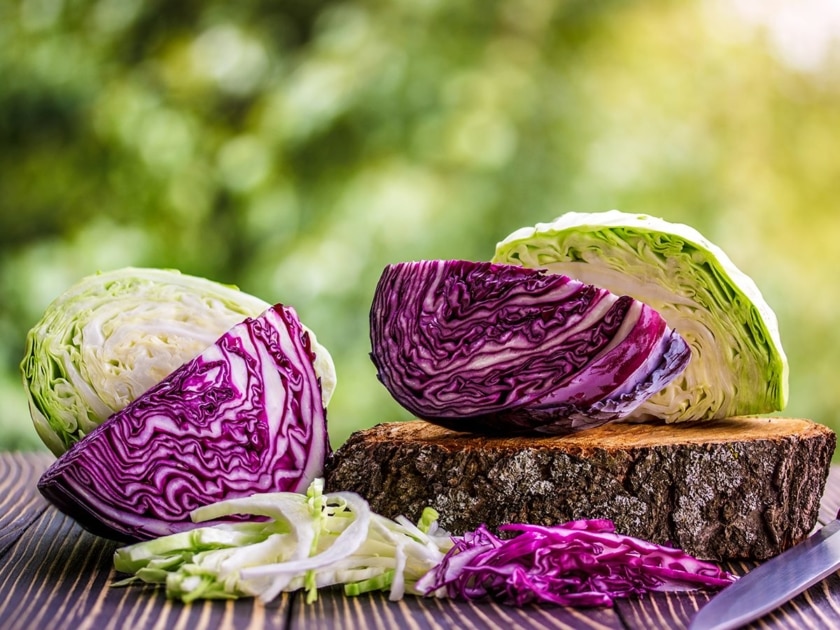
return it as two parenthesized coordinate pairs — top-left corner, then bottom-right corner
(113, 479), (735, 606)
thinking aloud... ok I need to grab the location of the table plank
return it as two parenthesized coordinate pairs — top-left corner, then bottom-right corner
(293, 588), (623, 630)
(819, 466), (840, 525)
(616, 591), (711, 630)
(0, 451), (54, 555)
(4, 452), (840, 630)
(0, 505), (294, 630)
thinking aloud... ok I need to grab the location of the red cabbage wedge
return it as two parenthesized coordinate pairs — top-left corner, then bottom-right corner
(369, 260), (690, 434)
(38, 304), (328, 542)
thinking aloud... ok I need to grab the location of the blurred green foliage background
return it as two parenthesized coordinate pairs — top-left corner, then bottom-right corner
(2, 0), (839, 453)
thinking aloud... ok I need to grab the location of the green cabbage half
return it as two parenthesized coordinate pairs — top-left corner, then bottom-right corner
(492, 211), (788, 422)
(21, 267), (337, 456)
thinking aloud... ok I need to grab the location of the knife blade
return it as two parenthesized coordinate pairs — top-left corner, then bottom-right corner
(689, 518), (840, 630)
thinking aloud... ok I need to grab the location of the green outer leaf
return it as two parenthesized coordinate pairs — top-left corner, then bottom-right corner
(20, 267), (337, 456)
(493, 210), (788, 422)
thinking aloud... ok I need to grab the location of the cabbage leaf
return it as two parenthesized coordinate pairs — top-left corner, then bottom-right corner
(21, 267), (336, 455)
(370, 259), (690, 434)
(37, 304), (330, 542)
(493, 211), (787, 422)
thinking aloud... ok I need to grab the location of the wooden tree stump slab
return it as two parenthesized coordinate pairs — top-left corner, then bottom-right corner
(324, 417), (836, 561)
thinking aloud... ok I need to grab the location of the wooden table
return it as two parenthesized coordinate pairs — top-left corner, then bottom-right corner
(3, 451), (840, 630)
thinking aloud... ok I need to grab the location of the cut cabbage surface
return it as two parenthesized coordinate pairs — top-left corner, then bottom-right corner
(493, 211), (788, 422)
(21, 267), (336, 455)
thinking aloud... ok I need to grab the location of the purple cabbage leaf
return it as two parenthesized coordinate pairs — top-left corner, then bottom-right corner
(369, 260), (691, 434)
(37, 304), (329, 543)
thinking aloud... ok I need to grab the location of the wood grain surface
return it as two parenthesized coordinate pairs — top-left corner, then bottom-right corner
(0, 451), (53, 555)
(2, 452), (840, 629)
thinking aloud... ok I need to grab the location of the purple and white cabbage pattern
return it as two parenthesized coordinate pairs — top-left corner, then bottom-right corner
(370, 260), (691, 434)
(38, 304), (328, 542)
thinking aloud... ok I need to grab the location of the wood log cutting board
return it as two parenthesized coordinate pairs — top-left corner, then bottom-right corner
(324, 417), (836, 561)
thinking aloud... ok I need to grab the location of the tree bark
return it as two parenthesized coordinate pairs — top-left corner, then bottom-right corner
(324, 417), (836, 560)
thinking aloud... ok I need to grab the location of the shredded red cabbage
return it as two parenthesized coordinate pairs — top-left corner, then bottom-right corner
(416, 519), (735, 607)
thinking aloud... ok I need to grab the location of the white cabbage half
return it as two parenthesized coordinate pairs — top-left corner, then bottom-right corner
(493, 210), (788, 423)
(21, 267), (336, 455)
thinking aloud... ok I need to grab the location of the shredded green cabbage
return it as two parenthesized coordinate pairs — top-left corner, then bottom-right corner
(112, 479), (453, 603)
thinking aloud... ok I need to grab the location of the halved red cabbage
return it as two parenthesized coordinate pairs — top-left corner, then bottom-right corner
(37, 304), (328, 542)
(416, 519), (735, 606)
(369, 260), (690, 434)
